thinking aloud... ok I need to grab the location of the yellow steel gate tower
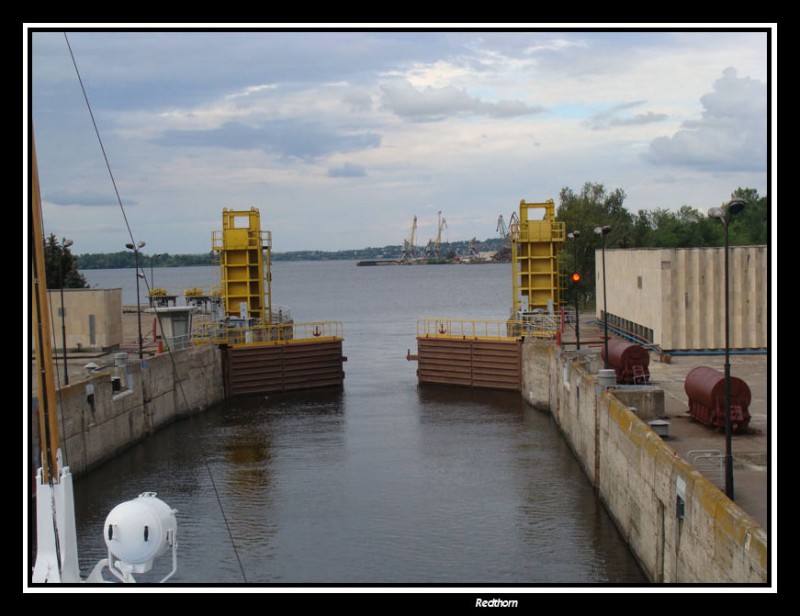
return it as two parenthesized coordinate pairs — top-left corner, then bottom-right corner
(409, 198), (567, 391)
(207, 207), (345, 397)
(510, 199), (565, 316)
(212, 208), (272, 324)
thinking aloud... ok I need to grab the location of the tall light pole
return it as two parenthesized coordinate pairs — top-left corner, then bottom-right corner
(59, 238), (73, 384)
(126, 241), (146, 360)
(568, 231), (581, 350)
(708, 198), (746, 501)
(594, 226), (611, 369)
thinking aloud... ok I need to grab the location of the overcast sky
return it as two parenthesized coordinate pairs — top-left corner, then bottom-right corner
(26, 27), (774, 255)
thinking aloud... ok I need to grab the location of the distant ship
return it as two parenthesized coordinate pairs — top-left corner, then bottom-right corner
(356, 259), (401, 266)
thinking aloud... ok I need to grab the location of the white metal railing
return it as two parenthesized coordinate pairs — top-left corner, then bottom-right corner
(161, 333), (192, 351)
(688, 450), (724, 488)
(516, 311), (559, 338)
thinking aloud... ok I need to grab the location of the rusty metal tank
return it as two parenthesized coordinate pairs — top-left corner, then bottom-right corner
(684, 366), (751, 432)
(601, 339), (650, 384)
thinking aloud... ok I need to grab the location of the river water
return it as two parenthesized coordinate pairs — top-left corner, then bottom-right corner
(74, 261), (646, 585)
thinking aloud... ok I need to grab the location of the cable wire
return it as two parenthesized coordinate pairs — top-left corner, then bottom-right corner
(63, 32), (247, 583)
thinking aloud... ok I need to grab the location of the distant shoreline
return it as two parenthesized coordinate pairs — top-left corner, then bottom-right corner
(75, 238), (508, 269)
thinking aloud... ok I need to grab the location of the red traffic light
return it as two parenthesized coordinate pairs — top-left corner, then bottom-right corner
(570, 272), (581, 284)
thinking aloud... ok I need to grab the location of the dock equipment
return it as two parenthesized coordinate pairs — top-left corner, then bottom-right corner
(401, 215), (418, 261)
(208, 208), (345, 396)
(408, 198), (566, 392)
(684, 366), (751, 432)
(601, 339), (650, 384)
(212, 208), (272, 323)
(409, 319), (524, 391)
(510, 200), (565, 316)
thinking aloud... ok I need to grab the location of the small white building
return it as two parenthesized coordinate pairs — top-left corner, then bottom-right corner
(147, 306), (197, 350)
(594, 246), (768, 351)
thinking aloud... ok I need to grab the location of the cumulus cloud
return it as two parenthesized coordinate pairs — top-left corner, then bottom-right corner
(156, 120), (381, 161)
(643, 68), (767, 172)
(380, 79), (543, 122)
(45, 190), (135, 207)
(327, 162), (367, 178)
(587, 101), (668, 130)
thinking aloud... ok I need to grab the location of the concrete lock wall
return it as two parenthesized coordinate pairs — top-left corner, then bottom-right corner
(594, 246), (768, 351)
(521, 339), (767, 583)
(50, 344), (224, 478)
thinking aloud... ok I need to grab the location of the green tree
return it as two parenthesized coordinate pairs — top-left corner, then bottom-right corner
(43, 234), (88, 289)
(727, 188), (768, 246)
(646, 206), (723, 248)
(555, 182), (767, 303)
(556, 182), (633, 285)
(631, 209), (656, 247)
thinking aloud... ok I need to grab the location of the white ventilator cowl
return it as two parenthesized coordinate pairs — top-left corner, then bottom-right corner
(103, 492), (176, 572)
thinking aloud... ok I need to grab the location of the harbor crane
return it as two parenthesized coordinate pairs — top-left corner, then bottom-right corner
(425, 211), (447, 260)
(401, 215), (418, 261)
(492, 212), (514, 262)
(497, 214), (508, 240)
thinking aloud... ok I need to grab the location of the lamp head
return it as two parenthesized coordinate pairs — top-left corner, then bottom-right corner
(709, 199), (746, 222)
(724, 198), (746, 217)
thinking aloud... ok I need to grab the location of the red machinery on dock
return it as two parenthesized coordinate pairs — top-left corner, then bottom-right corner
(684, 366), (751, 432)
(601, 339), (650, 384)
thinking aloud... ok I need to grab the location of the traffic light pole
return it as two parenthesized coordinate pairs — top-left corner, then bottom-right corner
(574, 275), (580, 350)
(568, 231), (582, 351)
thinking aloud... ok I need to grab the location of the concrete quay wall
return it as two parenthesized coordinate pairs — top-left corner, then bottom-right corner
(521, 339), (767, 583)
(51, 344), (224, 478)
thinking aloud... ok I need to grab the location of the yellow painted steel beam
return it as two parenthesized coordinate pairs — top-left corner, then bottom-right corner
(30, 135), (60, 483)
(213, 208), (272, 324)
(511, 199), (566, 316)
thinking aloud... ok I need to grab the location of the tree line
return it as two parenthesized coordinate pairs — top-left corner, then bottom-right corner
(555, 183), (767, 286)
(74, 251), (218, 271)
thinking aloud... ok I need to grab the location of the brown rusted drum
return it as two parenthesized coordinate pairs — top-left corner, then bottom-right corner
(601, 339), (650, 384)
(684, 366), (751, 432)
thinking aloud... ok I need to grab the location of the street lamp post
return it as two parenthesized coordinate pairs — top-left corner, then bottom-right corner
(59, 238), (73, 384)
(126, 241), (146, 360)
(594, 226), (611, 369)
(708, 198), (746, 501)
(568, 231), (581, 350)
